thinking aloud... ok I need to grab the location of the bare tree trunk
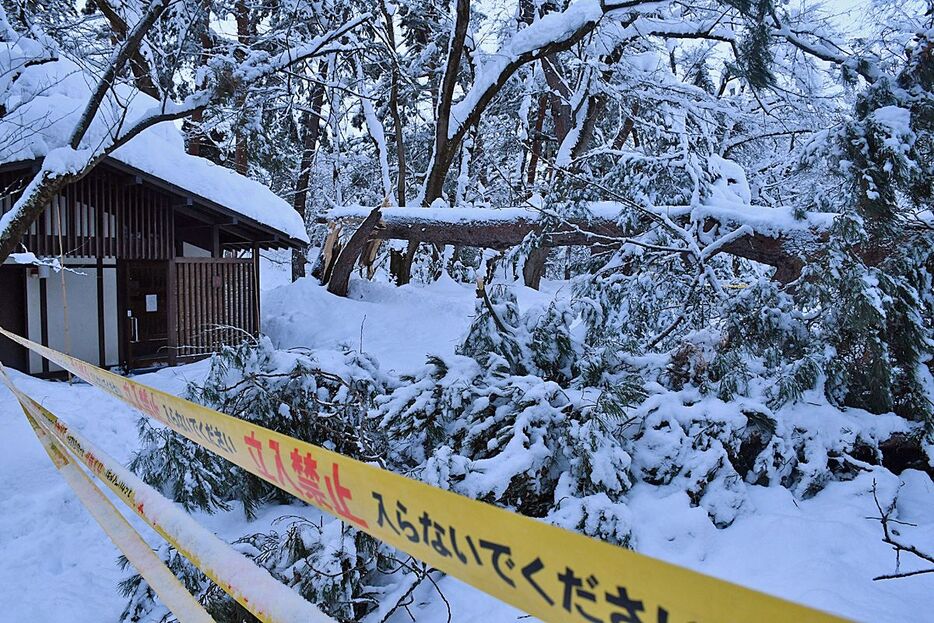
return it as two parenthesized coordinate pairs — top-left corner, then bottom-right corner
(422, 0), (470, 206)
(612, 100), (640, 150)
(234, 0), (250, 175)
(326, 208), (382, 297)
(526, 94), (548, 186)
(380, 0), (407, 208)
(541, 53), (571, 144)
(291, 69), (328, 282)
(91, 0), (160, 98)
(186, 0), (213, 157)
(523, 246), (548, 289)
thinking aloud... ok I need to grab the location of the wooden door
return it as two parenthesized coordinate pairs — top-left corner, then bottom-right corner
(121, 260), (169, 368)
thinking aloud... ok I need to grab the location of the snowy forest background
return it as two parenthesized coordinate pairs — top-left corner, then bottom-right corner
(1, 0), (933, 621)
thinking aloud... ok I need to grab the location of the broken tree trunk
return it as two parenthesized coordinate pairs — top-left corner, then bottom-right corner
(320, 207), (815, 285)
(325, 207), (383, 297)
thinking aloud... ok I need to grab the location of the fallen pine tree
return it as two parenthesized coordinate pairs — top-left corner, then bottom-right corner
(313, 203), (924, 295)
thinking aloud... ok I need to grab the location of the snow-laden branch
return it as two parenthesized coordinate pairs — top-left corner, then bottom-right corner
(769, 12), (881, 84)
(68, 0), (169, 151)
(233, 13), (371, 82)
(446, 0), (605, 142)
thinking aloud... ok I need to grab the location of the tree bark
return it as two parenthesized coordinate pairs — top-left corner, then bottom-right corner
(291, 70), (327, 282)
(326, 208), (383, 297)
(612, 101), (640, 150)
(91, 0), (160, 98)
(321, 210), (818, 284)
(186, 0), (214, 157)
(523, 246), (548, 289)
(234, 0), (251, 175)
(380, 0), (407, 208)
(526, 94), (548, 186)
(422, 0), (471, 206)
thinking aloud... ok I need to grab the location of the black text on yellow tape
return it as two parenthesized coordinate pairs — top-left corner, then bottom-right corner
(0, 327), (854, 623)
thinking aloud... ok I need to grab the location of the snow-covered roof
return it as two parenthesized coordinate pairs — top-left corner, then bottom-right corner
(0, 42), (308, 243)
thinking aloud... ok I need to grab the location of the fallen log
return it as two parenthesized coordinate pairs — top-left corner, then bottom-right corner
(319, 205), (817, 286)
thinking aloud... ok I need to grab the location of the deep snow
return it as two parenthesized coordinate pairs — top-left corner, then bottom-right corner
(1, 273), (932, 622)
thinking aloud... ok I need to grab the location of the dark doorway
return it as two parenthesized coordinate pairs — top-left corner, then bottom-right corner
(121, 260), (169, 369)
(0, 265), (28, 372)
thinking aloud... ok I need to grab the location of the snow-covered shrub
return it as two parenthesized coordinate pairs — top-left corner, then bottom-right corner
(125, 336), (398, 622)
(120, 516), (392, 623)
(381, 275), (930, 539)
(130, 335), (394, 518)
(376, 351), (635, 545)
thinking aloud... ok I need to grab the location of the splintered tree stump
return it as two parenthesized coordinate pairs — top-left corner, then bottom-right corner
(325, 207), (382, 297)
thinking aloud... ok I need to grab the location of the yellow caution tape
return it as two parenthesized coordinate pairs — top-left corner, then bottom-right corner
(7, 381), (214, 623)
(0, 366), (332, 623)
(0, 327), (852, 623)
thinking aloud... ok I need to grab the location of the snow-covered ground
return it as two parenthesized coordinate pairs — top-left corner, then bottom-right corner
(1, 275), (932, 622)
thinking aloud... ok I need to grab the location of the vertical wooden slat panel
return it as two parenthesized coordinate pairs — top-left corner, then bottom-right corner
(191, 262), (197, 353)
(74, 181), (79, 254)
(115, 182), (121, 258)
(95, 175), (101, 257)
(234, 263), (241, 339)
(95, 177), (99, 257)
(183, 262), (190, 352)
(194, 262), (202, 353)
(153, 194), (158, 259)
(243, 262), (249, 335)
(184, 261), (191, 353)
(222, 264), (228, 346)
(39, 195), (46, 255)
(205, 262), (212, 353)
(121, 184), (126, 258)
(211, 263), (217, 351)
(77, 178), (83, 255)
(80, 177), (86, 255)
(167, 198), (172, 258)
(209, 263), (217, 351)
(106, 179), (113, 257)
(145, 190), (150, 259)
(83, 176), (90, 256)
(222, 263), (229, 346)
(131, 186), (137, 259)
(151, 193), (157, 259)
(135, 187), (140, 259)
(67, 182), (74, 255)
(133, 186), (139, 259)
(103, 179), (108, 257)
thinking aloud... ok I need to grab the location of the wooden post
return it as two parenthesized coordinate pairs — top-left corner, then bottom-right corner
(251, 242), (260, 335)
(211, 224), (220, 258)
(96, 184), (106, 367)
(38, 277), (49, 374)
(97, 256), (105, 367)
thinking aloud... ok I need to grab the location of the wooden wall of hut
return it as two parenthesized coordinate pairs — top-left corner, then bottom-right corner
(0, 167), (174, 260)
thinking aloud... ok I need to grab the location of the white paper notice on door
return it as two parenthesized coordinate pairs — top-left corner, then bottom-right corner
(145, 294), (158, 312)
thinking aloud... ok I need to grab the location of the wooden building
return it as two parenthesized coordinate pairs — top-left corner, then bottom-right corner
(0, 157), (306, 375)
